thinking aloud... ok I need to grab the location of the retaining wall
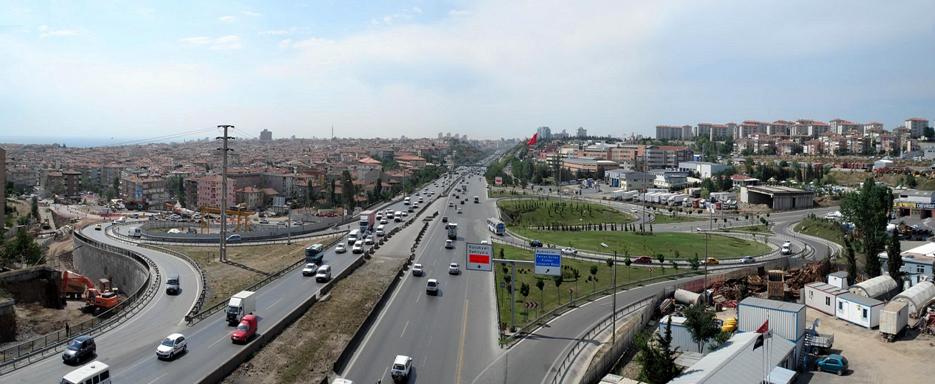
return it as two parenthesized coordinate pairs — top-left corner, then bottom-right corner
(73, 237), (149, 297)
(0, 266), (62, 309)
(0, 299), (14, 342)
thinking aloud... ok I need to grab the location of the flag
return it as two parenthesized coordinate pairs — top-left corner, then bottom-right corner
(753, 320), (769, 350)
(527, 132), (539, 146)
(755, 319), (769, 333)
(753, 333), (765, 350)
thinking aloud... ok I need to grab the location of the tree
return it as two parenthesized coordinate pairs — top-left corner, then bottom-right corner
(341, 170), (357, 210)
(30, 196), (39, 220)
(886, 233), (903, 282)
(637, 316), (683, 384)
(689, 254), (700, 271)
(841, 177), (891, 278)
(589, 265), (598, 291)
(2, 227), (43, 266)
(374, 176), (384, 200)
(670, 260), (678, 270)
(553, 276), (563, 303)
(843, 237), (859, 285)
(683, 302), (720, 353)
(535, 279), (545, 314)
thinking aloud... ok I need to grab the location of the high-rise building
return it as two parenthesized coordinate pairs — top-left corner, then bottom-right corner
(0, 147), (5, 228)
(905, 118), (929, 139)
(576, 127), (587, 138)
(655, 125), (683, 140)
(260, 129), (272, 141)
(536, 126), (552, 140)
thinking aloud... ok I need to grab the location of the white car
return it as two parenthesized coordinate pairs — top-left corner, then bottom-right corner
(780, 241), (792, 255)
(426, 279), (439, 295)
(448, 263), (461, 275)
(155, 333), (187, 360)
(445, 239), (454, 249)
(302, 263), (318, 276)
(375, 228), (385, 237)
(401, 211), (409, 217)
(365, 235), (375, 245)
(561, 247), (578, 255)
(335, 243), (347, 253)
(380, 218), (389, 225)
(412, 263), (424, 276)
(391, 355), (413, 381)
(352, 241), (364, 254)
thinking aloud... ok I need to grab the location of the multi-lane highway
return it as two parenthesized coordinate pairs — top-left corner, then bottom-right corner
(5, 175), (456, 383)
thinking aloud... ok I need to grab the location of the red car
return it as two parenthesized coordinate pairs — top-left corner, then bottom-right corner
(231, 314), (258, 344)
(633, 256), (653, 264)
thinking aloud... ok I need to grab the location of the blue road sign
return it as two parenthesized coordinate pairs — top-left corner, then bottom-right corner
(535, 249), (562, 276)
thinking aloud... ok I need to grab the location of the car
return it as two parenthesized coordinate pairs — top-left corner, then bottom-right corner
(412, 263), (424, 276)
(407, 206), (414, 213)
(302, 263), (318, 276)
(457, 208), (463, 214)
(634, 256), (653, 264)
(426, 279), (439, 295)
(335, 243), (347, 253)
(781, 241), (792, 255)
(292, 221), (302, 226)
(448, 202), (454, 208)
(315, 265), (332, 282)
(391, 355), (413, 382)
(740, 256), (755, 264)
(259, 218), (269, 224)
(231, 314), (258, 344)
(62, 335), (96, 365)
(529, 239), (543, 247)
(380, 218), (389, 224)
(445, 239), (454, 249)
(816, 354), (848, 376)
(703, 257), (720, 265)
(481, 240), (489, 245)
(94, 223), (102, 231)
(352, 241), (364, 254)
(155, 333), (187, 360)
(376, 228), (385, 237)
(165, 274), (181, 295)
(226, 234), (242, 243)
(442, 216), (448, 223)
(448, 263), (461, 275)
(401, 211), (409, 217)
(561, 247), (578, 255)
(365, 235), (375, 245)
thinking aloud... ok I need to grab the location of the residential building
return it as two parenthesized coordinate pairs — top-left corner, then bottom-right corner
(830, 118), (861, 135)
(655, 125), (685, 140)
(195, 175), (236, 209)
(767, 120), (792, 136)
(877, 239), (935, 287)
(536, 126), (552, 141)
(604, 169), (653, 191)
(121, 174), (169, 207)
(644, 145), (692, 169)
(576, 127), (587, 138)
(694, 123), (713, 140)
(395, 153), (426, 170)
(905, 117), (929, 139)
(260, 129), (272, 141)
(62, 170), (82, 199)
(39, 170), (64, 196)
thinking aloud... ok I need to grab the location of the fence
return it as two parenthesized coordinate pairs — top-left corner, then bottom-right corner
(0, 231), (160, 374)
(139, 244), (210, 323)
(548, 295), (660, 384)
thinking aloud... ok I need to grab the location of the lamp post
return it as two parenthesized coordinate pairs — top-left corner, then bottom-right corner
(600, 242), (616, 344)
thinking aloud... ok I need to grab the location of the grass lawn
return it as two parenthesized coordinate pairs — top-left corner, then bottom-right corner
(492, 244), (694, 330)
(164, 234), (341, 308)
(724, 224), (771, 234)
(498, 198), (635, 227)
(649, 213), (706, 224)
(794, 217), (845, 247)
(512, 228), (770, 259)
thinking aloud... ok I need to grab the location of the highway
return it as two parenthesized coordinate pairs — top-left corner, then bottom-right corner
(342, 169), (502, 384)
(5, 176), (456, 383)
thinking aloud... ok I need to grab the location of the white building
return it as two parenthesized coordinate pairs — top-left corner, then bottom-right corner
(604, 169), (654, 191)
(904, 117), (929, 139)
(877, 242), (935, 287)
(676, 161), (731, 178)
(669, 332), (797, 384)
(658, 315), (714, 353)
(803, 282), (848, 316)
(835, 292), (883, 329)
(848, 274), (898, 299)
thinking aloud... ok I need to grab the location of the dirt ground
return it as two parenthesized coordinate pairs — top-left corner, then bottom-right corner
(802, 310), (935, 384)
(164, 234), (341, 309)
(0, 301), (93, 348)
(223, 253), (406, 384)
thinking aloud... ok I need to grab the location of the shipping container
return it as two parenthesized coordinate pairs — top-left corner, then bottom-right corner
(880, 301), (908, 341)
(835, 292), (883, 329)
(803, 282), (847, 316)
(738, 297), (806, 342)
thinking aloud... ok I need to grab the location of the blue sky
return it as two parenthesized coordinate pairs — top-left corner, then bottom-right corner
(2, 0), (935, 143)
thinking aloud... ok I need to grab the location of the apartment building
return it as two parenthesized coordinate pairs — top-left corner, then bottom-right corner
(645, 146), (692, 169)
(767, 120), (793, 136)
(195, 175), (235, 209)
(830, 119), (862, 135)
(121, 174), (169, 206)
(655, 125), (690, 140)
(905, 118), (929, 139)
(62, 170), (82, 199)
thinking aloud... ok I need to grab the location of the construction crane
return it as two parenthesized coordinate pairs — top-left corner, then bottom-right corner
(60, 270), (121, 314)
(199, 206), (255, 232)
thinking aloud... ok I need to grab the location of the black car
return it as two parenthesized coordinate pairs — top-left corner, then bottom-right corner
(62, 335), (96, 364)
(529, 240), (543, 247)
(442, 216), (448, 223)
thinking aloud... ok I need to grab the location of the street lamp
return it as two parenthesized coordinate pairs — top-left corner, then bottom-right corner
(600, 242), (616, 344)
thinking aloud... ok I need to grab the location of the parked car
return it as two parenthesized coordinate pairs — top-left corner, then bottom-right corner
(231, 314), (258, 344)
(529, 239), (543, 247)
(335, 243), (347, 253)
(426, 279), (439, 295)
(412, 263), (424, 276)
(740, 256), (755, 264)
(302, 263), (318, 276)
(62, 335), (96, 365)
(816, 354), (848, 375)
(634, 256), (653, 264)
(155, 333), (187, 360)
(448, 263), (461, 275)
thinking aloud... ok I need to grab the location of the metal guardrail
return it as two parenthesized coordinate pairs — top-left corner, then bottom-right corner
(548, 295), (657, 384)
(0, 230), (160, 374)
(139, 243), (210, 323)
(577, 296), (660, 384)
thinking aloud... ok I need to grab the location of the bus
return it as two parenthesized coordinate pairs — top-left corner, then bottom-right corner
(304, 243), (324, 264)
(487, 218), (505, 236)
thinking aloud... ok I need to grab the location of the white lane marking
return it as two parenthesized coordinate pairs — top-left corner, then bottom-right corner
(400, 321), (409, 338)
(207, 334), (228, 349)
(145, 372), (168, 384)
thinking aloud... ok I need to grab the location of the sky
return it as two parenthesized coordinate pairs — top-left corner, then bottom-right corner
(1, 0), (935, 143)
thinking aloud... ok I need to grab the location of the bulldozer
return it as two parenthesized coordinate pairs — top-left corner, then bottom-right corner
(61, 270), (121, 314)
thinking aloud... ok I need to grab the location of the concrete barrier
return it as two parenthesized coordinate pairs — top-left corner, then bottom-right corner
(73, 238), (149, 297)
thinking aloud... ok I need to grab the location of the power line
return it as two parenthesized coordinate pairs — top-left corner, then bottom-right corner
(102, 127), (218, 147)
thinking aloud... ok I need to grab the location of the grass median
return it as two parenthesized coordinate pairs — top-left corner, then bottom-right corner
(493, 244), (693, 330)
(498, 198), (635, 227)
(512, 228), (770, 259)
(649, 213), (706, 224)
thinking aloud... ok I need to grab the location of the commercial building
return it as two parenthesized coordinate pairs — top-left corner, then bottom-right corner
(835, 292), (883, 329)
(740, 186), (814, 210)
(893, 189), (935, 218)
(645, 145), (692, 170)
(652, 170), (689, 189)
(892, 281), (935, 317)
(803, 282), (848, 316)
(877, 242), (935, 287)
(676, 161), (731, 178)
(561, 157), (618, 175)
(604, 169), (654, 191)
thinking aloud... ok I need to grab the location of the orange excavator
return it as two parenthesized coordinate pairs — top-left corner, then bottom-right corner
(61, 270), (121, 313)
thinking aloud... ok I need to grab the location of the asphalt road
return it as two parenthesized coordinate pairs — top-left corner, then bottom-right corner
(343, 169), (502, 384)
(7, 176), (455, 383)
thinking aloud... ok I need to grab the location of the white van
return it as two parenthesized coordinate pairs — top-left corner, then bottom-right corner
(61, 360), (111, 384)
(375, 225), (385, 237)
(404, 197), (411, 205)
(129, 227), (142, 238)
(347, 229), (360, 244)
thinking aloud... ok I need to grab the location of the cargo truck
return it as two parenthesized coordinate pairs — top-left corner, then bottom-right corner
(226, 291), (256, 326)
(359, 210), (376, 232)
(447, 223), (458, 240)
(880, 300), (908, 342)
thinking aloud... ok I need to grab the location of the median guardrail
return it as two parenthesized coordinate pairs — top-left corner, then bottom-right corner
(0, 230), (160, 374)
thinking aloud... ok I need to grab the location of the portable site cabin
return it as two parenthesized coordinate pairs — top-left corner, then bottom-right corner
(835, 292), (883, 329)
(659, 315), (714, 353)
(803, 282), (848, 316)
(848, 275), (898, 300)
(737, 297), (806, 369)
(827, 271), (849, 289)
(892, 281), (935, 317)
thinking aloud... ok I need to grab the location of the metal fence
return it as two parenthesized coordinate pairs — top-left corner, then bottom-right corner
(0, 231), (160, 374)
(139, 244), (210, 323)
(548, 295), (659, 384)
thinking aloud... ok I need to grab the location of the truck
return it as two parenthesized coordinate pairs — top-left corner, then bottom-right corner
(447, 223), (458, 240)
(880, 300), (908, 342)
(226, 291), (256, 326)
(359, 210), (376, 232)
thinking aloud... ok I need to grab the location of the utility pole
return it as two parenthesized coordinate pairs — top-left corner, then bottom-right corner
(217, 125), (234, 262)
(510, 260), (516, 332)
(612, 249), (617, 345)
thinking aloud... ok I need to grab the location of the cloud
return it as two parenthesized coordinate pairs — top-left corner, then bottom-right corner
(38, 25), (78, 38)
(218, 15), (237, 23)
(241, 10), (262, 17)
(179, 35), (242, 50)
(259, 29), (290, 36)
(278, 39), (292, 49)
(412, 7), (422, 14)
(448, 9), (471, 17)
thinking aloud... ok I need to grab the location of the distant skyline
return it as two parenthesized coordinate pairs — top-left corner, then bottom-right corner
(2, 0), (934, 141)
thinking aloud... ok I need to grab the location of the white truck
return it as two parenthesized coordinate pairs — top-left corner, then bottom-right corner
(226, 290), (256, 326)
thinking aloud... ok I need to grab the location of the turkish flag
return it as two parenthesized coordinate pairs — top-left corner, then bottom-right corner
(527, 132), (538, 146)
(755, 320), (769, 333)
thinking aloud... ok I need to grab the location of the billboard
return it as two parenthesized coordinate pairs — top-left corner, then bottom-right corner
(465, 242), (493, 271)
